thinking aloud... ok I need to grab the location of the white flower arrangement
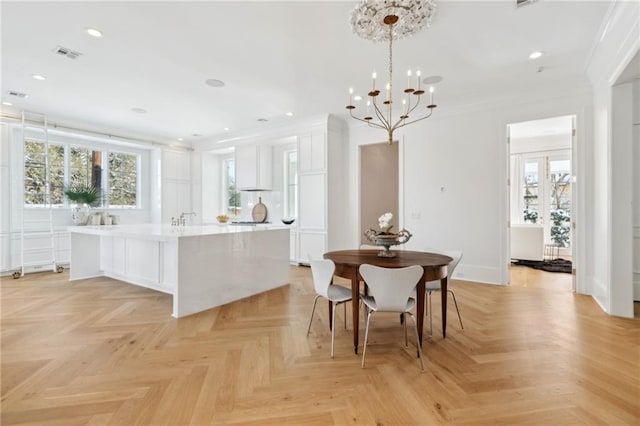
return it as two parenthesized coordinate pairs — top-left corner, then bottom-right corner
(378, 212), (394, 234)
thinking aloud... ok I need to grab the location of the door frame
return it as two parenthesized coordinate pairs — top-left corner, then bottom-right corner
(503, 114), (582, 292)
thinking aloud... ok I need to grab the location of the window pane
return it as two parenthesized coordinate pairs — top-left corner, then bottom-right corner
(226, 159), (240, 217)
(523, 159), (539, 223)
(49, 145), (65, 205)
(549, 159), (571, 248)
(69, 147), (102, 203)
(24, 141), (64, 206)
(108, 152), (138, 207)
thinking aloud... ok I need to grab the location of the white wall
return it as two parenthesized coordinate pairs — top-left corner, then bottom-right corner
(634, 79), (640, 301)
(347, 93), (592, 286)
(585, 0), (639, 316)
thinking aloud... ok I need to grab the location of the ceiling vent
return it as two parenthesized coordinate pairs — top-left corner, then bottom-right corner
(7, 90), (28, 98)
(516, 0), (537, 8)
(53, 45), (82, 59)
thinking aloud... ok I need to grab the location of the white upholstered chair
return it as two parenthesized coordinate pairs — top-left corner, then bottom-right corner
(424, 248), (464, 336)
(358, 264), (425, 371)
(307, 257), (353, 357)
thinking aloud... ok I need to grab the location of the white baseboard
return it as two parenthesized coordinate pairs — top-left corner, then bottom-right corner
(453, 264), (503, 285)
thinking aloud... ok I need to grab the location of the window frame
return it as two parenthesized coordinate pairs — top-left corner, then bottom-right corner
(221, 155), (240, 218)
(283, 149), (298, 220)
(21, 128), (144, 209)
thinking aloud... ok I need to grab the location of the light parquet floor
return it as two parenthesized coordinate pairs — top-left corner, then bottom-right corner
(1, 266), (638, 425)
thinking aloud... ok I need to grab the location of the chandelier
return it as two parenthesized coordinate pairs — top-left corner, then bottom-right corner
(346, 0), (438, 144)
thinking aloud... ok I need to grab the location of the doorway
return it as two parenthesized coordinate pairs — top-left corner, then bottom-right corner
(508, 116), (575, 290)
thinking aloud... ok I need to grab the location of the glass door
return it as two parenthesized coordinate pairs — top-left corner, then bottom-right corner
(546, 154), (571, 254)
(514, 150), (572, 255)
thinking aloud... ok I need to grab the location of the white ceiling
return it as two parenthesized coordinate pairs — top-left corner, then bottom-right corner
(1, 1), (611, 146)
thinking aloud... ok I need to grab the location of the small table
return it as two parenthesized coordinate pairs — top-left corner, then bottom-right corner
(323, 249), (452, 354)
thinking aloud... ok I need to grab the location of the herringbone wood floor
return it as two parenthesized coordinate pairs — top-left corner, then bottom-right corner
(1, 265), (638, 425)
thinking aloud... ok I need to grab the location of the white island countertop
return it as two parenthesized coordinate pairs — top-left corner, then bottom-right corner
(68, 223), (288, 242)
(68, 223), (290, 318)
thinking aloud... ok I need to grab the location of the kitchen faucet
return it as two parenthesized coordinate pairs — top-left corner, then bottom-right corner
(179, 212), (196, 226)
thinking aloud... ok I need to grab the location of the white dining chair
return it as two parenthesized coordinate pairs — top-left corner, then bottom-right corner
(307, 257), (353, 358)
(424, 248), (464, 337)
(358, 264), (425, 371)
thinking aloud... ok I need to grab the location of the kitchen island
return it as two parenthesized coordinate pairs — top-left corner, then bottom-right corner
(68, 224), (289, 318)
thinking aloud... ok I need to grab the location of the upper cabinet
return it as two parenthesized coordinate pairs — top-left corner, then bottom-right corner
(298, 130), (326, 172)
(236, 144), (273, 191)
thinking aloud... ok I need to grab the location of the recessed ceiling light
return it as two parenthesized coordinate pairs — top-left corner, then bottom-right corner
(422, 75), (443, 85)
(257, 118), (268, 122)
(223, 127), (230, 131)
(205, 79), (225, 88)
(285, 112), (294, 117)
(177, 137), (183, 141)
(131, 107), (147, 114)
(529, 51), (544, 59)
(32, 74), (46, 81)
(2, 101), (12, 106)
(86, 28), (103, 38)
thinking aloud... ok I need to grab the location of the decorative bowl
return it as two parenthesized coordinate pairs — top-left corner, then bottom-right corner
(363, 228), (412, 257)
(216, 214), (229, 224)
(281, 218), (295, 225)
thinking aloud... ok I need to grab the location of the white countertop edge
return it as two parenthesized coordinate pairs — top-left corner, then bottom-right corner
(68, 224), (289, 241)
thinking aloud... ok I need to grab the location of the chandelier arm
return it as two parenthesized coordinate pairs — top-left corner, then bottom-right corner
(371, 98), (391, 129)
(389, 94), (425, 128)
(393, 109), (434, 129)
(349, 109), (387, 130)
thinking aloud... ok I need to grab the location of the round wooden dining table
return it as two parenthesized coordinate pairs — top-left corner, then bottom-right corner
(323, 249), (452, 354)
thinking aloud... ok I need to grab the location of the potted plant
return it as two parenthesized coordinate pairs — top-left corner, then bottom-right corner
(64, 185), (101, 225)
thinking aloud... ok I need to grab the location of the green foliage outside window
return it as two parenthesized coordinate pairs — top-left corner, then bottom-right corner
(24, 141), (64, 205)
(108, 152), (137, 206)
(24, 140), (139, 207)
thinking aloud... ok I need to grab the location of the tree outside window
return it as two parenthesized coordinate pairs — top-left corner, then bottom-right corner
(224, 159), (240, 217)
(24, 140), (140, 208)
(24, 140), (64, 206)
(108, 152), (138, 207)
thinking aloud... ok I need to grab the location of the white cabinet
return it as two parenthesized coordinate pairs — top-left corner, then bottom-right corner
(295, 116), (348, 263)
(236, 144), (273, 190)
(161, 149), (192, 224)
(298, 130), (326, 172)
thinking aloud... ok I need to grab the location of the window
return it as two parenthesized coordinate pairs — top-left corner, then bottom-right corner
(24, 140), (64, 206)
(23, 138), (141, 208)
(284, 150), (297, 219)
(69, 146), (102, 190)
(108, 152), (138, 207)
(223, 158), (240, 217)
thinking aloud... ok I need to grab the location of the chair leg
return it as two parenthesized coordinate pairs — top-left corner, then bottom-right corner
(306, 295), (321, 336)
(408, 313), (425, 371)
(331, 302), (338, 358)
(403, 312), (408, 346)
(428, 291), (433, 337)
(344, 302), (347, 330)
(361, 311), (372, 368)
(448, 290), (464, 330)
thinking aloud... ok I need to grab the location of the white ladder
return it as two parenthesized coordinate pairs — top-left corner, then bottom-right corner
(13, 111), (63, 278)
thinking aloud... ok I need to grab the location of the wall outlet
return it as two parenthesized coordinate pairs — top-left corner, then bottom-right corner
(411, 212), (421, 220)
